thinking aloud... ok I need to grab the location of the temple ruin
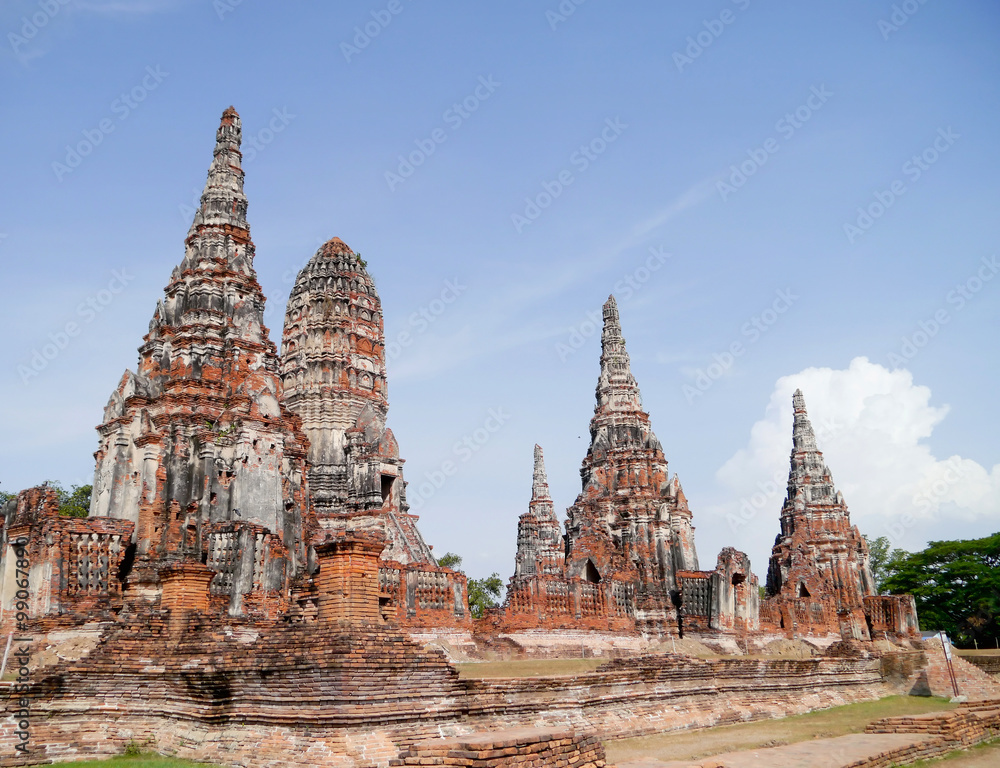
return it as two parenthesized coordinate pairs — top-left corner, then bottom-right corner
(486, 295), (759, 639)
(759, 389), (919, 640)
(0, 107), (933, 768)
(279, 235), (467, 627)
(0, 107), (466, 633)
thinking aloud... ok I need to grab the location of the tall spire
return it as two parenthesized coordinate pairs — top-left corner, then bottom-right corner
(595, 295), (643, 417)
(765, 389), (876, 612)
(514, 444), (563, 580)
(791, 388), (819, 453)
(531, 444), (551, 503)
(785, 388), (836, 499)
(186, 106), (249, 242)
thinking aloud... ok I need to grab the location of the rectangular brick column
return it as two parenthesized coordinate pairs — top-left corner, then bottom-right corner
(315, 534), (386, 624)
(159, 560), (215, 629)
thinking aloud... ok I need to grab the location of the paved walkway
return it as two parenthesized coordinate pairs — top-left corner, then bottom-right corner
(618, 733), (927, 767)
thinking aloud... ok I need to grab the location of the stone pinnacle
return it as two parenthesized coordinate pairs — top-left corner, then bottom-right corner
(187, 106), (249, 241)
(531, 444), (551, 503)
(595, 294), (643, 416)
(791, 388), (819, 454)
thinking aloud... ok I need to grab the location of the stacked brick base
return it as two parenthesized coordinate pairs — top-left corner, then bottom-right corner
(391, 729), (606, 767)
(0, 618), (950, 768)
(854, 700), (1000, 768)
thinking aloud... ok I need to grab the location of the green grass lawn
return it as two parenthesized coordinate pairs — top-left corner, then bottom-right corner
(605, 695), (958, 764)
(61, 756), (221, 768)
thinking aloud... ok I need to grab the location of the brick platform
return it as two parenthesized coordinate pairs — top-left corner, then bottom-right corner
(0, 615), (915, 768)
(624, 700), (1000, 768)
(391, 728), (607, 767)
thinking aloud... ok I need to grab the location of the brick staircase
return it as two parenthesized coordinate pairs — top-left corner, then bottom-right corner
(914, 642), (1000, 700)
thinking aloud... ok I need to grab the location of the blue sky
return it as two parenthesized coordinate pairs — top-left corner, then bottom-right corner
(1, 0), (998, 582)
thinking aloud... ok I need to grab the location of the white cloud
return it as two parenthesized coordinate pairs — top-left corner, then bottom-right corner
(705, 357), (1000, 572)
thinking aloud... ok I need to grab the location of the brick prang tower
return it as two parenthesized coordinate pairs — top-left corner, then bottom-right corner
(565, 295), (699, 629)
(765, 389), (876, 627)
(279, 238), (434, 566)
(512, 445), (565, 582)
(89, 107), (313, 593)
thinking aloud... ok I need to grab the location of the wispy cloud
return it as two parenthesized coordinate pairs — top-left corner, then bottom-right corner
(75, 0), (192, 14)
(618, 175), (719, 249)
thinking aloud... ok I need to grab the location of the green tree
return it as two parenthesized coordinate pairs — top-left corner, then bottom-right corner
(467, 573), (504, 619)
(436, 552), (463, 570)
(883, 532), (1000, 648)
(864, 535), (909, 594)
(434, 552), (504, 618)
(58, 484), (92, 517)
(38, 481), (92, 518)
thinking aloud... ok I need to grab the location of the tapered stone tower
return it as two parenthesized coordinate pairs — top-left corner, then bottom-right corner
(279, 238), (434, 565)
(565, 296), (698, 627)
(765, 389), (875, 608)
(512, 445), (564, 582)
(89, 108), (313, 597)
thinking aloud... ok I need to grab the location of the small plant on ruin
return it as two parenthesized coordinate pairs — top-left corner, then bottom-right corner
(122, 738), (151, 756)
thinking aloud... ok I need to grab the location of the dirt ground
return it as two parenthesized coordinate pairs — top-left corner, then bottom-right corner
(604, 696), (958, 764)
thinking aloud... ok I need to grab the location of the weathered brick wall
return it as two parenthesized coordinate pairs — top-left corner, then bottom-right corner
(482, 575), (635, 634)
(391, 729), (608, 767)
(864, 595), (920, 639)
(378, 561), (471, 630)
(0, 488), (135, 632)
(159, 561), (215, 616)
(852, 701), (1000, 768)
(961, 654), (1000, 678)
(0, 615), (906, 768)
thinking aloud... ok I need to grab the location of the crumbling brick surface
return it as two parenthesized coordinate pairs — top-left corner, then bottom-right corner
(852, 701), (1000, 768)
(489, 298), (759, 639)
(0, 617), (906, 768)
(0, 487), (134, 630)
(761, 391), (918, 642)
(390, 729), (609, 767)
(84, 107), (314, 607)
(279, 237), (435, 569)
